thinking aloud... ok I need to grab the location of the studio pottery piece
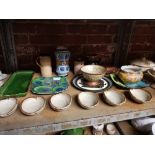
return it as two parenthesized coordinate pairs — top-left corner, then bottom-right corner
(129, 89), (152, 104)
(130, 57), (155, 71)
(36, 56), (52, 77)
(0, 98), (17, 117)
(103, 90), (126, 106)
(106, 124), (116, 135)
(81, 65), (106, 86)
(50, 93), (72, 112)
(32, 76), (68, 94)
(20, 97), (46, 116)
(147, 69), (155, 81)
(110, 74), (150, 89)
(55, 46), (70, 76)
(118, 65), (143, 83)
(78, 92), (98, 109)
(72, 75), (112, 93)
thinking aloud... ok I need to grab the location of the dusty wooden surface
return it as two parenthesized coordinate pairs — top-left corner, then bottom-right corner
(115, 121), (140, 135)
(0, 72), (155, 134)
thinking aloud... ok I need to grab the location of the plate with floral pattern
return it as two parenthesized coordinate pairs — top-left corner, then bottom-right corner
(31, 76), (68, 94)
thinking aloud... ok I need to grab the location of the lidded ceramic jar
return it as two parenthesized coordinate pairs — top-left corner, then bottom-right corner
(55, 46), (70, 76)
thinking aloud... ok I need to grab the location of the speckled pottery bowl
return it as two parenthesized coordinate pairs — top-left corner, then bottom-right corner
(129, 89), (152, 104)
(81, 65), (106, 85)
(50, 93), (72, 112)
(118, 65), (143, 83)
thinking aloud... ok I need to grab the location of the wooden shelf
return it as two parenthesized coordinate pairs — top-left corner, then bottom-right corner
(0, 72), (155, 134)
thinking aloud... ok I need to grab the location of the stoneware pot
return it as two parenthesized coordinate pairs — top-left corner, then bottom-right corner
(103, 90), (126, 106)
(0, 98), (17, 118)
(50, 93), (72, 112)
(81, 65), (106, 86)
(129, 89), (152, 104)
(118, 65), (143, 83)
(55, 47), (70, 76)
(78, 92), (98, 109)
(20, 97), (46, 116)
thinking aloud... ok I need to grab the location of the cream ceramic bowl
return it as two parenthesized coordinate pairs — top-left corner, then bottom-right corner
(103, 90), (126, 106)
(0, 98), (17, 117)
(81, 65), (106, 82)
(21, 97), (46, 116)
(129, 89), (152, 104)
(50, 93), (72, 112)
(78, 92), (98, 109)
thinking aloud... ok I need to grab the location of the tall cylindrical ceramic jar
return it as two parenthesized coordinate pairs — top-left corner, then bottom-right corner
(55, 47), (70, 76)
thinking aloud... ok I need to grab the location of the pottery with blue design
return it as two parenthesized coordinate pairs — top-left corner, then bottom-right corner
(55, 47), (70, 76)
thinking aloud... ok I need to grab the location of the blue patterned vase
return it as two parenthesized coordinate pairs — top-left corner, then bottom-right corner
(55, 47), (70, 76)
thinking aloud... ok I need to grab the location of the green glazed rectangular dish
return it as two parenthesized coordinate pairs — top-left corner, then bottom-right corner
(0, 71), (34, 98)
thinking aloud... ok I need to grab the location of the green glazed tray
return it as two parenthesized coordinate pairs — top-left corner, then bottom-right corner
(0, 71), (34, 98)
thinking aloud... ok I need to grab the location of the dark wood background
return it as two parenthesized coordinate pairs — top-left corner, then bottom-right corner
(0, 19), (155, 73)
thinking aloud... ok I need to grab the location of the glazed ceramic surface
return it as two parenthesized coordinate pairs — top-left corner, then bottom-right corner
(118, 65), (143, 83)
(55, 47), (70, 76)
(103, 90), (126, 106)
(32, 76), (68, 94)
(72, 75), (112, 93)
(147, 69), (155, 81)
(50, 93), (72, 111)
(0, 98), (17, 117)
(78, 92), (98, 109)
(130, 57), (155, 71)
(129, 89), (152, 104)
(106, 124), (116, 135)
(81, 65), (106, 82)
(21, 97), (46, 115)
(110, 74), (150, 89)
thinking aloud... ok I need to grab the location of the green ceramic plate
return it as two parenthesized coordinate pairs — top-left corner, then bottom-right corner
(110, 74), (127, 88)
(31, 76), (68, 94)
(110, 74), (151, 89)
(0, 71), (34, 97)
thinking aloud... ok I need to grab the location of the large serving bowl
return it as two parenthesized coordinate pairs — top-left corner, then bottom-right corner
(118, 65), (143, 83)
(81, 65), (106, 83)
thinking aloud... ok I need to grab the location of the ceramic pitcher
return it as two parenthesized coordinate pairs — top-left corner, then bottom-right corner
(36, 56), (52, 77)
(55, 47), (70, 76)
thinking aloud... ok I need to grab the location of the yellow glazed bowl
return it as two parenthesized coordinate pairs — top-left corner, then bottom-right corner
(118, 65), (143, 83)
(81, 65), (106, 82)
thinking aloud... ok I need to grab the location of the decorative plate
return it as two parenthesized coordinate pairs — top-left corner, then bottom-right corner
(72, 75), (112, 92)
(31, 76), (68, 94)
(110, 74), (151, 89)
